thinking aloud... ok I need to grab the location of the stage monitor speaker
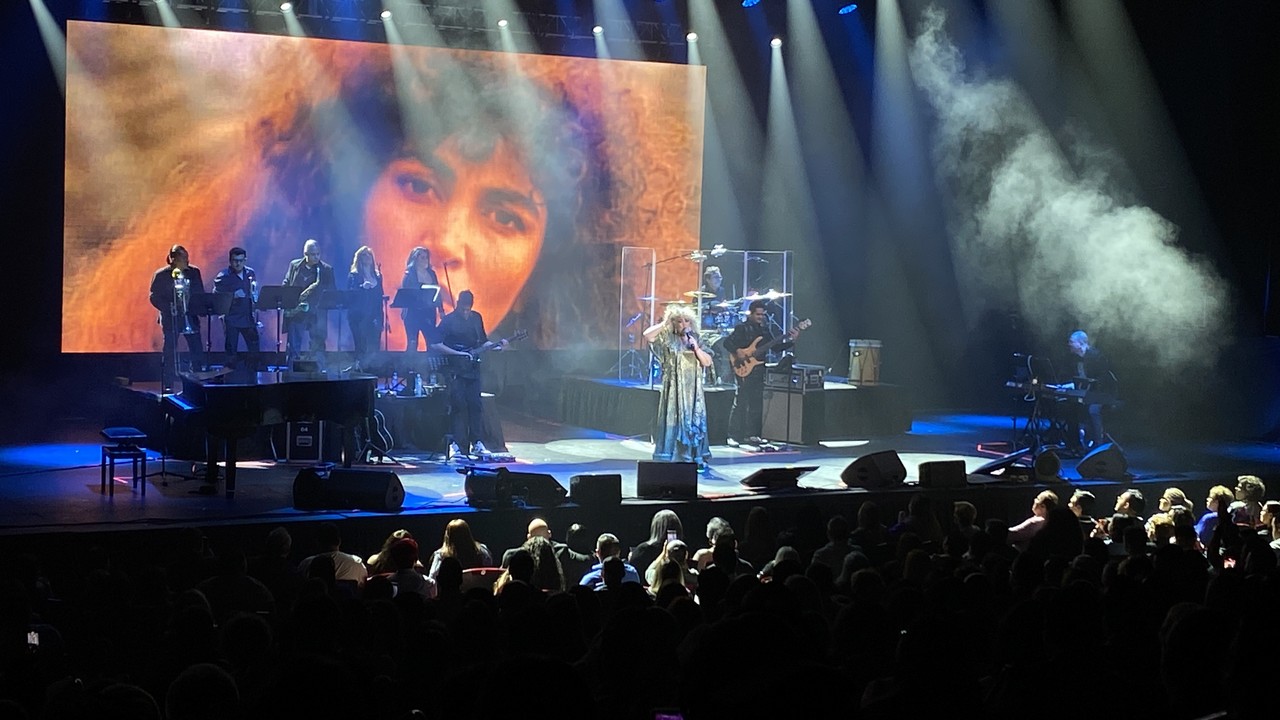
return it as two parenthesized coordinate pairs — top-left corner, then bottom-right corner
(740, 465), (819, 490)
(501, 469), (568, 507)
(840, 450), (906, 488)
(1076, 442), (1127, 480)
(971, 450), (1032, 480)
(918, 459), (966, 489)
(637, 461), (698, 500)
(292, 468), (404, 512)
(761, 389), (825, 445)
(465, 468), (566, 507)
(570, 473), (622, 507)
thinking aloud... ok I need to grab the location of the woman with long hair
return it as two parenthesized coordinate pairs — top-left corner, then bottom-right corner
(642, 304), (712, 468)
(401, 246), (447, 352)
(365, 527), (414, 576)
(646, 538), (697, 593)
(628, 508), (685, 575)
(428, 518), (493, 580)
(346, 245), (384, 367)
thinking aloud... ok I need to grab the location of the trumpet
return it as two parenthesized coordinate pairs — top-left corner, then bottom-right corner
(250, 277), (263, 328)
(172, 268), (196, 335)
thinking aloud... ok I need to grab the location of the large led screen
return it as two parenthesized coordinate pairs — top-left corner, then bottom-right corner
(62, 21), (705, 352)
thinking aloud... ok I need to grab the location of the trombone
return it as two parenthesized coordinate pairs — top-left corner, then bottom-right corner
(172, 268), (196, 335)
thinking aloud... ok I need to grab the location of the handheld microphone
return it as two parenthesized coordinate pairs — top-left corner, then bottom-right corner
(685, 328), (695, 340)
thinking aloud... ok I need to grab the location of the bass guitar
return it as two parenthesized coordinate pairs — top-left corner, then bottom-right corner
(731, 319), (811, 378)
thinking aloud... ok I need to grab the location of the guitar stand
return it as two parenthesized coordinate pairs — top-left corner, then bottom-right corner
(357, 414), (401, 466)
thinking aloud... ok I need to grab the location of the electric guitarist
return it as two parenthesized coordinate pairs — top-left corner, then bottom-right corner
(723, 300), (808, 445)
(432, 290), (506, 459)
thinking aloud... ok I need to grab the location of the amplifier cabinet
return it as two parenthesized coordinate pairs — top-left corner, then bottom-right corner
(761, 389), (825, 445)
(764, 363), (825, 393)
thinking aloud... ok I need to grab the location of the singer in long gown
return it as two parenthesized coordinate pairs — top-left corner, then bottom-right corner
(644, 304), (712, 466)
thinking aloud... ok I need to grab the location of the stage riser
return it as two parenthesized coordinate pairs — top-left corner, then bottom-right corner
(556, 377), (912, 442)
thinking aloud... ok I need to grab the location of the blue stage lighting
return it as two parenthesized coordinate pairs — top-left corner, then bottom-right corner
(838, 3), (859, 13)
(742, 0), (761, 8)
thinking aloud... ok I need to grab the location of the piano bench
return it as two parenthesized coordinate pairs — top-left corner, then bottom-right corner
(100, 427), (148, 497)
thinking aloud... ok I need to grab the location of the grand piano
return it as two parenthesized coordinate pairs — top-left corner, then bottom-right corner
(170, 371), (377, 497)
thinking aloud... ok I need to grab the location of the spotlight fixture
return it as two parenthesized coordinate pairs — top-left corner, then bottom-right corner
(280, 2), (291, 12)
(838, 3), (859, 13)
(497, 19), (508, 28)
(380, 10), (391, 19)
(593, 25), (604, 35)
(686, 32), (698, 43)
(770, 37), (782, 49)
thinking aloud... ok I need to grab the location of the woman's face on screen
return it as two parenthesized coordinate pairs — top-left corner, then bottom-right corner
(363, 135), (547, 324)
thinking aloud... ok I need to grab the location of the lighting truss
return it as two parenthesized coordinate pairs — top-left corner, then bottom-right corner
(100, 1), (687, 47)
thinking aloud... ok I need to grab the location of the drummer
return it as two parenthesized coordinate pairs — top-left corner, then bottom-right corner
(698, 266), (728, 329)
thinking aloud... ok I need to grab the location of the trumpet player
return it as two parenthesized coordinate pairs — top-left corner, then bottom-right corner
(148, 244), (206, 385)
(213, 246), (260, 372)
(282, 238), (335, 365)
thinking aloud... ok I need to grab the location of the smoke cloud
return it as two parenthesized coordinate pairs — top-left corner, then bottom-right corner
(906, 5), (1229, 370)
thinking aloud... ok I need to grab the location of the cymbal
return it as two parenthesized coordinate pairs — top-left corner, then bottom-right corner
(684, 290), (715, 299)
(741, 290), (792, 302)
(710, 301), (736, 309)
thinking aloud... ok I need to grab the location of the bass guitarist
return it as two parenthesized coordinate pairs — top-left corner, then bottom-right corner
(432, 290), (506, 459)
(723, 299), (802, 446)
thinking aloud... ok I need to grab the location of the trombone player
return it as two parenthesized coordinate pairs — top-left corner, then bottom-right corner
(148, 244), (206, 388)
(282, 238), (336, 365)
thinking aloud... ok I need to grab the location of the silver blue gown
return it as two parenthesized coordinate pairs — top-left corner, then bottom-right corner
(650, 333), (711, 464)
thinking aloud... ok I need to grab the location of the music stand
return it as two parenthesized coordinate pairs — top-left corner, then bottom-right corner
(391, 286), (440, 312)
(186, 292), (233, 360)
(316, 289), (358, 351)
(257, 285), (303, 368)
(391, 287), (441, 365)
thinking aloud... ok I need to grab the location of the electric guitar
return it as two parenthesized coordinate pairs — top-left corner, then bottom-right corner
(731, 319), (811, 378)
(449, 329), (528, 370)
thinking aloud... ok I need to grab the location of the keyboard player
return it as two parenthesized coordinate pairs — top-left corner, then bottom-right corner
(1061, 330), (1116, 449)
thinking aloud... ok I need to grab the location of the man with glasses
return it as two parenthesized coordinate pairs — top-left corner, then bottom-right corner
(213, 246), (260, 373)
(282, 238), (336, 365)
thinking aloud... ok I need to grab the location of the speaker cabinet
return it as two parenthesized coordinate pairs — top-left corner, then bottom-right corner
(1076, 442), (1127, 480)
(918, 459), (967, 489)
(293, 468), (404, 512)
(501, 469), (567, 507)
(636, 461), (698, 500)
(570, 473), (622, 507)
(740, 465), (819, 490)
(761, 389), (825, 444)
(465, 468), (566, 507)
(840, 450), (907, 488)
